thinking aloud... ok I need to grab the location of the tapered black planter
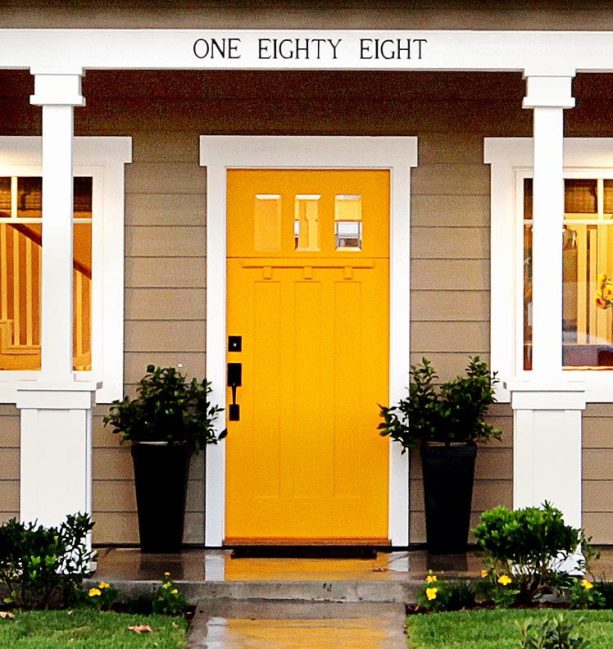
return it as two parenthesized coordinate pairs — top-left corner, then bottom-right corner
(420, 442), (477, 554)
(131, 442), (191, 553)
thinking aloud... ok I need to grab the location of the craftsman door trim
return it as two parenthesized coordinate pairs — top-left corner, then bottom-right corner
(200, 136), (417, 547)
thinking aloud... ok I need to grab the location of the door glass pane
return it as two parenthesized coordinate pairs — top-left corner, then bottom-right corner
(254, 194), (281, 252)
(294, 195), (320, 251)
(334, 194), (362, 250)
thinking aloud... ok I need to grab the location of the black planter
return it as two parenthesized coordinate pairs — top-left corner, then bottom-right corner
(131, 442), (191, 553)
(420, 442), (477, 554)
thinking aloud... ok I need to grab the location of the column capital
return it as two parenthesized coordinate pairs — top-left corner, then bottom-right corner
(30, 67), (85, 107)
(522, 74), (575, 110)
(505, 380), (587, 411)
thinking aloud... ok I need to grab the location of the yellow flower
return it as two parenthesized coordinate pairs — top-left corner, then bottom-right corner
(497, 575), (512, 587)
(425, 587), (438, 601)
(162, 582), (172, 589)
(481, 569), (489, 578)
(98, 581), (110, 590)
(425, 574), (437, 584)
(171, 589), (178, 595)
(581, 579), (594, 590)
(88, 587), (102, 597)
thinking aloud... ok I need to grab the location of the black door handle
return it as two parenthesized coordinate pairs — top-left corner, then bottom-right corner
(227, 362), (242, 421)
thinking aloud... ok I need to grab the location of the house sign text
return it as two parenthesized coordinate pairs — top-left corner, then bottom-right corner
(193, 36), (427, 62)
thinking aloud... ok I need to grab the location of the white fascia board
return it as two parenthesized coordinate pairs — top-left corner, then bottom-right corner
(0, 29), (612, 73)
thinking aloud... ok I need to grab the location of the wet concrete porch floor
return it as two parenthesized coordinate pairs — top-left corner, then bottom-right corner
(186, 601), (407, 648)
(94, 547), (484, 584)
(93, 546), (613, 585)
(90, 548), (613, 647)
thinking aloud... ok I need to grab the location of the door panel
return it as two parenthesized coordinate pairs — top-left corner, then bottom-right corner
(226, 169), (390, 542)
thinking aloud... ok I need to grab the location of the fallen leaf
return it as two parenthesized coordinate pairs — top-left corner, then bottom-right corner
(128, 624), (152, 634)
(0, 612), (15, 619)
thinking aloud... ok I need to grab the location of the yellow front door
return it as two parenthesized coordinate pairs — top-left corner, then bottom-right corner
(226, 169), (390, 543)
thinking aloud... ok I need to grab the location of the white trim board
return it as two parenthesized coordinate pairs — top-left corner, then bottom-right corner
(485, 137), (613, 403)
(0, 136), (131, 404)
(2, 29), (613, 74)
(200, 135), (417, 547)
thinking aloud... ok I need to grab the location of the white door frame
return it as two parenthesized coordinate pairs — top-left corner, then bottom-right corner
(200, 136), (417, 547)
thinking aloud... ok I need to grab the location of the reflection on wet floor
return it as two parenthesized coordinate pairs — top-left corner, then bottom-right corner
(93, 548), (475, 582)
(94, 546), (613, 583)
(207, 618), (388, 648)
(187, 601), (407, 649)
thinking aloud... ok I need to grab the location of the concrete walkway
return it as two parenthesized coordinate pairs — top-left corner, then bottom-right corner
(186, 600), (408, 648)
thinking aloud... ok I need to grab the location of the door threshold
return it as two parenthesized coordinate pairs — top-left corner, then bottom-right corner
(225, 538), (391, 559)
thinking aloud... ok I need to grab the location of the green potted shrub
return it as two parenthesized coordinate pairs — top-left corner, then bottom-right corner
(103, 365), (225, 553)
(379, 356), (501, 553)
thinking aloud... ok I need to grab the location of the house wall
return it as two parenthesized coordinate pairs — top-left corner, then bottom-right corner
(0, 55), (611, 543)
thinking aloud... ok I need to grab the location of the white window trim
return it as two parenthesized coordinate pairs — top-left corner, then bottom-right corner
(0, 136), (131, 404)
(486, 137), (613, 403)
(200, 135), (417, 547)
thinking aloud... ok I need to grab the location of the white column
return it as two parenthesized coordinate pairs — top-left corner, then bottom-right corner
(508, 74), (585, 536)
(17, 68), (98, 531)
(30, 68), (85, 381)
(523, 75), (575, 376)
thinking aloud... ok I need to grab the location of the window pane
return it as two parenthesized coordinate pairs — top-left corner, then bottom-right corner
(523, 224), (532, 370)
(73, 222), (92, 370)
(524, 178), (533, 220)
(74, 177), (93, 218)
(571, 223), (613, 368)
(0, 220), (42, 369)
(17, 177), (42, 219)
(604, 180), (613, 215)
(294, 195), (320, 251)
(564, 179), (597, 218)
(0, 178), (11, 217)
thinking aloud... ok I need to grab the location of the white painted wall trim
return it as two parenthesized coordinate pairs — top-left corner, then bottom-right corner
(485, 137), (613, 402)
(200, 135), (417, 547)
(0, 136), (132, 404)
(0, 29), (612, 74)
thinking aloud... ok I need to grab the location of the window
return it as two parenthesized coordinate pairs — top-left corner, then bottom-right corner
(486, 137), (613, 402)
(0, 176), (93, 371)
(523, 178), (613, 370)
(0, 137), (131, 403)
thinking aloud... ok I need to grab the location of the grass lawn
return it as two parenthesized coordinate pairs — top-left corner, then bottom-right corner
(407, 609), (613, 649)
(0, 609), (188, 648)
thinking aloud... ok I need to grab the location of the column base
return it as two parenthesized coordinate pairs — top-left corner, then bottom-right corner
(507, 380), (585, 530)
(17, 380), (99, 530)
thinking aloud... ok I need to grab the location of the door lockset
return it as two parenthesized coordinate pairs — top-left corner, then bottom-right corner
(227, 362), (242, 421)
